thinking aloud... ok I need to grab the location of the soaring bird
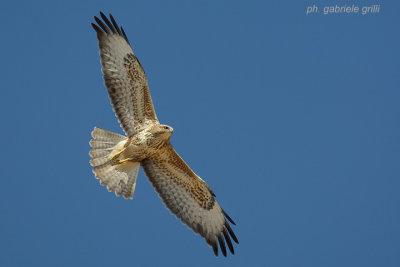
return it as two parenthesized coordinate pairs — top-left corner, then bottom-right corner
(89, 12), (238, 257)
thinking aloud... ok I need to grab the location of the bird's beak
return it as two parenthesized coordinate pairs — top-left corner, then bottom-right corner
(171, 127), (174, 133)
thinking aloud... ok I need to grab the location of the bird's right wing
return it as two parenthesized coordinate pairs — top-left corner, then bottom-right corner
(92, 12), (158, 137)
(141, 144), (238, 257)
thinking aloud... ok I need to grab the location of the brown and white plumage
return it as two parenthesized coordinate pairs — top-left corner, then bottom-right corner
(89, 12), (238, 257)
(92, 12), (158, 136)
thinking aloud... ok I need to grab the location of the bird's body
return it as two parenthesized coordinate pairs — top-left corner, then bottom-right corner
(89, 12), (238, 257)
(109, 124), (173, 165)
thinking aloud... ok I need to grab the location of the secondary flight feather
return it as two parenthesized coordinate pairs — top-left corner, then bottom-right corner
(89, 12), (238, 257)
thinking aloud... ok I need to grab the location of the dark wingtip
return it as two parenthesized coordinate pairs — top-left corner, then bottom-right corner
(94, 15), (110, 33)
(222, 209), (236, 225)
(225, 222), (239, 244)
(92, 12), (130, 45)
(91, 22), (102, 34)
(223, 228), (234, 254)
(217, 234), (227, 257)
(120, 26), (130, 45)
(211, 240), (218, 257)
(100, 12), (117, 33)
(109, 13), (122, 35)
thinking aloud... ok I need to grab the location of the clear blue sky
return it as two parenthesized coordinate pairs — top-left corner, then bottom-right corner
(1, 0), (399, 266)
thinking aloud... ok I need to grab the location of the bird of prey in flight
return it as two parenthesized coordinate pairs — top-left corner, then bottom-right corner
(89, 12), (238, 257)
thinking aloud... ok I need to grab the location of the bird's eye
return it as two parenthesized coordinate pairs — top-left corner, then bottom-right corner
(164, 126), (169, 130)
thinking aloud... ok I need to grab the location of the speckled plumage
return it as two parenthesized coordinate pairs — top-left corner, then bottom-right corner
(89, 12), (238, 257)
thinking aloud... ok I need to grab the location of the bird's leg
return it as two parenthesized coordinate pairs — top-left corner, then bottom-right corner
(108, 137), (134, 164)
(109, 151), (125, 166)
(110, 152), (143, 166)
(112, 157), (136, 165)
(109, 139), (144, 166)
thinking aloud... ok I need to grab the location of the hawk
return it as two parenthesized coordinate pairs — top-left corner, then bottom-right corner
(89, 12), (238, 257)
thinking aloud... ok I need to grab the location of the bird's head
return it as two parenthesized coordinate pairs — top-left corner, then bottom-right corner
(160, 124), (174, 134)
(152, 124), (174, 141)
(159, 124), (174, 134)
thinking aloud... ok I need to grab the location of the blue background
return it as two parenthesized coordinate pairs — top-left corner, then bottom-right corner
(1, 0), (399, 266)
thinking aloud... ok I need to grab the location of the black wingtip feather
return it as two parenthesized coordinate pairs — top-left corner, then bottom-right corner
(100, 12), (117, 33)
(225, 222), (239, 244)
(120, 26), (130, 45)
(217, 234), (227, 257)
(91, 12), (131, 46)
(211, 240), (218, 257)
(94, 16), (110, 34)
(223, 228), (234, 254)
(91, 23), (102, 34)
(109, 13), (122, 35)
(222, 209), (236, 225)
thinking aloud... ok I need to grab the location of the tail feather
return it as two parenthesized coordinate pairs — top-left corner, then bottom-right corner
(89, 148), (112, 158)
(107, 170), (121, 192)
(89, 127), (139, 199)
(91, 127), (126, 142)
(90, 142), (116, 149)
(119, 167), (139, 196)
(90, 156), (110, 167)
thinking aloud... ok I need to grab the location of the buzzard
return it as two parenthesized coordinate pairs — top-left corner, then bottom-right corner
(89, 12), (238, 257)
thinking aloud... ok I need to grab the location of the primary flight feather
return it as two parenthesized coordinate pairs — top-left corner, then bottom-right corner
(89, 12), (238, 257)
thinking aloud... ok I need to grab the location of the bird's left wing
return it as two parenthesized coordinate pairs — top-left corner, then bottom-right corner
(141, 144), (238, 257)
(92, 12), (158, 137)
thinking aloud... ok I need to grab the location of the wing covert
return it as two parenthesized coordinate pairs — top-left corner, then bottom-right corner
(92, 12), (158, 137)
(141, 144), (238, 257)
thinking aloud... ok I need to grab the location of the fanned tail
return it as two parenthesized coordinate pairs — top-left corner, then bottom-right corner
(89, 127), (139, 199)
